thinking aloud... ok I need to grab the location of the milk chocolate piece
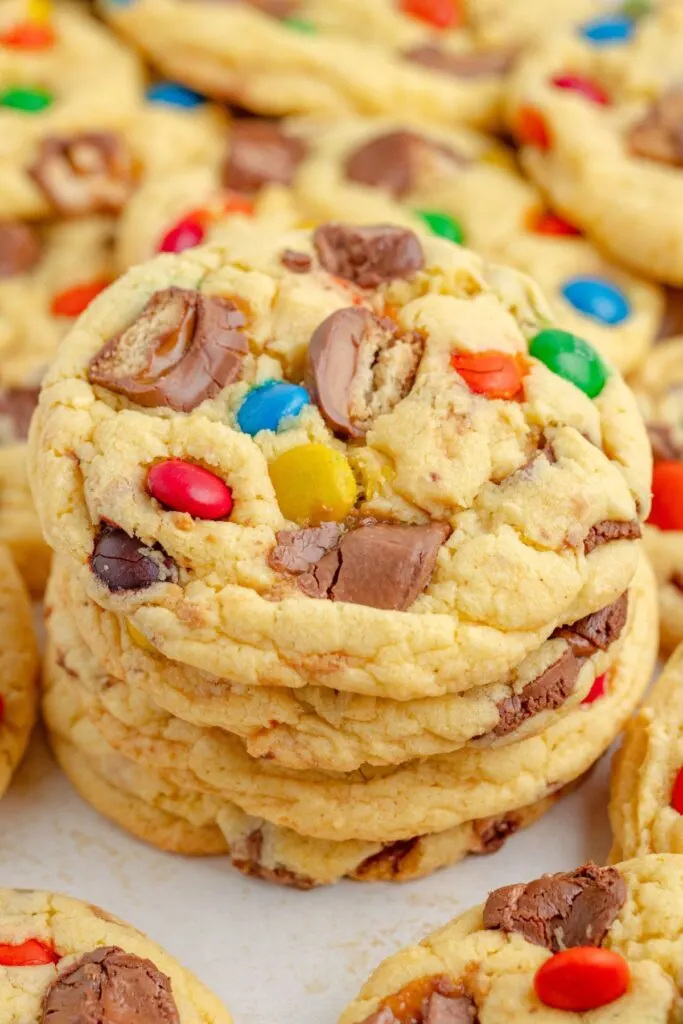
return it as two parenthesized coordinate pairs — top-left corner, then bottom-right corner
(281, 249), (312, 272)
(583, 519), (641, 553)
(0, 222), (42, 277)
(268, 523), (341, 574)
(405, 43), (516, 78)
(345, 130), (468, 199)
(28, 133), (134, 215)
(223, 120), (307, 193)
(493, 648), (579, 737)
(628, 87), (683, 166)
(0, 386), (40, 443)
(230, 829), (317, 889)
(314, 223), (424, 288)
(553, 592), (628, 657)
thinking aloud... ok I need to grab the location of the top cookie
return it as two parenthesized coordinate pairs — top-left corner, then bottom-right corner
(98, 0), (515, 129)
(0, 888), (231, 1023)
(508, 0), (683, 285)
(28, 219), (650, 697)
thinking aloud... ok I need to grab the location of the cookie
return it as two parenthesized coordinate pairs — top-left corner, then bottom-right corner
(0, 888), (231, 1022)
(99, 0), (516, 129)
(340, 854), (683, 1023)
(466, 0), (636, 48)
(0, 0), (142, 219)
(28, 219), (650, 697)
(0, 544), (39, 799)
(42, 552), (657, 846)
(50, 554), (634, 772)
(508, 0), (683, 285)
(630, 337), (683, 649)
(610, 642), (683, 862)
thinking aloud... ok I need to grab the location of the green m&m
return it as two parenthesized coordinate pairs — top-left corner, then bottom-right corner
(416, 209), (465, 245)
(0, 85), (52, 112)
(283, 16), (316, 32)
(529, 328), (608, 398)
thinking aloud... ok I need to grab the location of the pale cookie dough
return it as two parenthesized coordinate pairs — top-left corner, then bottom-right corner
(631, 337), (683, 649)
(50, 554), (633, 772)
(340, 854), (683, 1024)
(465, 0), (637, 48)
(98, 0), (515, 130)
(0, 545), (38, 799)
(43, 554), (657, 846)
(610, 642), (683, 862)
(28, 219), (651, 697)
(0, 0), (142, 220)
(0, 888), (232, 1023)
(508, 0), (683, 285)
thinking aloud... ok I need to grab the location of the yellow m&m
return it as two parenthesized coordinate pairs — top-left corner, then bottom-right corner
(269, 443), (356, 525)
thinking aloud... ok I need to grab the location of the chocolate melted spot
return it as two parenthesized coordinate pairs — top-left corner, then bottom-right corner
(314, 223), (424, 289)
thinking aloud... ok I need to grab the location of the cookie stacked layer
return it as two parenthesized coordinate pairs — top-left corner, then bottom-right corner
(31, 218), (656, 885)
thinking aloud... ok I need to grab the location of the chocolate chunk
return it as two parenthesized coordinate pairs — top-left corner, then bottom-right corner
(0, 222), (42, 277)
(671, 571), (683, 593)
(628, 87), (683, 166)
(91, 524), (178, 592)
(223, 121), (307, 193)
(357, 1011), (397, 1024)
(281, 249), (312, 272)
(0, 386), (40, 443)
(355, 838), (421, 879)
(483, 862), (627, 952)
(345, 130), (468, 200)
(493, 647), (579, 737)
(423, 992), (478, 1024)
(648, 422), (683, 462)
(305, 307), (424, 438)
(88, 287), (248, 412)
(553, 592), (628, 658)
(474, 813), (522, 854)
(357, 979), (477, 1024)
(230, 829), (316, 890)
(583, 519), (641, 553)
(246, 0), (299, 13)
(314, 223), (424, 289)
(28, 133), (134, 215)
(268, 523), (341, 574)
(656, 288), (683, 341)
(405, 43), (516, 78)
(40, 946), (180, 1024)
(298, 521), (449, 610)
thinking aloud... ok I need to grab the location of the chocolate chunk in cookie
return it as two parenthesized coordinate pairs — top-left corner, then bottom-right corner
(314, 224), (424, 288)
(91, 524), (178, 592)
(656, 287), (683, 341)
(345, 130), (468, 199)
(405, 43), (516, 78)
(583, 519), (641, 553)
(474, 813), (522, 854)
(40, 946), (180, 1024)
(223, 120), (307, 193)
(28, 133), (134, 215)
(628, 87), (683, 166)
(0, 222), (42, 277)
(305, 307), (424, 438)
(281, 249), (312, 272)
(358, 978), (478, 1024)
(648, 422), (683, 462)
(230, 828), (316, 889)
(268, 523), (341, 574)
(483, 862), (627, 951)
(0, 386), (40, 443)
(493, 647), (579, 737)
(88, 287), (248, 412)
(553, 593), (628, 657)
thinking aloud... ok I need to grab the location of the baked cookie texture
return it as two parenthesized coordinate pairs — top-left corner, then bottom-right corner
(610, 642), (683, 862)
(508, 0), (683, 286)
(41, 552), (657, 885)
(631, 337), (683, 650)
(98, 0), (515, 130)
(28, 219), (651, 697)
(118, 116), (664, 376)
(0, 545), (39, 799)
(0, 888), (232, 1023)
(339, 854), (683, 1023)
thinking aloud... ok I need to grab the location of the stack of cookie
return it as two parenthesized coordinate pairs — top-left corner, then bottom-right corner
(30, 216), (657, 885)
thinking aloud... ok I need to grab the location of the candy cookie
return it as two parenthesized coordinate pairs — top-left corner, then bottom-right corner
(508, 0), (683, 285)
(51, 553), (636, 772)
(99, 0), (515, 130)
(0, 0), (142, 220)
(28, 220), (651, 696)
(630, 337), (683, 650)
(466, 0), (642, 48)
(0, 888), (232, 1022)
(0, 544), (38, 799)
(340, 854), (683, 1023)
(43, 553), (656, 848)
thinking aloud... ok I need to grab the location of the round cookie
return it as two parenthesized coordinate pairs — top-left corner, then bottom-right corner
(98, 0), (515, 130)
(340, 854), (683, 1024)
(50, 554), (634, 772)
(508, 0), (683, 285)
(28, 219), (651, 697)
(43, 553), (657, 845)
(0, 544), (38, 799)
(0, 0), (142, 220)
(0, 888), (232, 1022)
(466, 0), (639, 48)
(610, 642), (683, 862)
(630, 337), (683, 650)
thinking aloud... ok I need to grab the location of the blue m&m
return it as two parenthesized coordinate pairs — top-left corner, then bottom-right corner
(145, 82), (205, 108)
(579, 14), (635, 45)
(237, 381), (310, 436)
(561, 276), (630, 326)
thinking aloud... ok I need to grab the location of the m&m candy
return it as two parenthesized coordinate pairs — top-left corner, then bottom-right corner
(528, 210), (581, 236)
(0, 85), (52, 112)
(561, 276), (630, 326)
(534, 948), (630, 1011)
(529, 328), (608, 398)
(0, 939), (59, 966)
(400, 0), (462, 29)
(452, 351), (526, 400)
(648, 461), (683, 532)
(148, 459), (233, 520)
(580, 14), (635, 44)
(551, 73), (611, 105)
(269, 443), (356, 525)
(237, 381), (310, 436)
(158, 213), (206, 254)
(146, 82), (205, 108)
(581, 673), (607, 705)
(416, 210), (465, 245)
(515, 106), (551, 149)
(50, 280), (110, 317)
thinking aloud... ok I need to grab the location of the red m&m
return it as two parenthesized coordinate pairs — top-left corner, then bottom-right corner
(581, 673), (607, 705)
(0, 21), (55, 49)
(148, 460), (233, 520)
(528, 209), (581, 237)
(50, 279), (110, 317)
(551, 73), (611, 105)
(399, 0), (462, 28)
(515, 106), (551, 148)
(534, 947), (630, 1011)
(648, 461), (683, 532)
(0, 938), (59, 966)
(451, 351), (526, 400)
(671, 766), (683, 814)
(158, 213), (206, 254)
